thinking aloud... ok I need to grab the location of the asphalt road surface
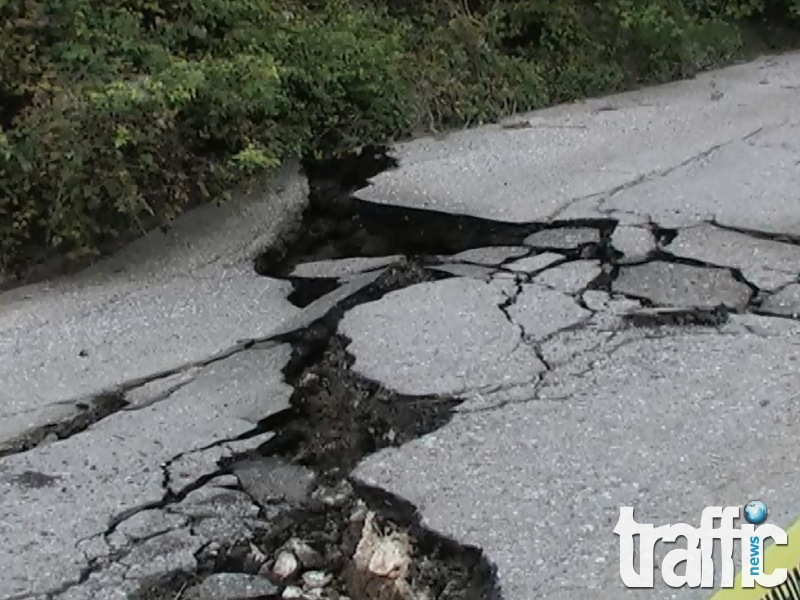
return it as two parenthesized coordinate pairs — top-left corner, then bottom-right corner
(2, 52), (800, 600)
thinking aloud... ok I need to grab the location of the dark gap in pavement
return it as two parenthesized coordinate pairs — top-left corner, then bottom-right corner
(281, 327), (458, 473)
(752, 307), (800, 321)
(257, 192), (617, 284)
(256, 146), (616, 295)
(0, 392), (127, 458)
(707, 219), (800, 246)
(17, 143), (799, 600)
(650, 224), (679, 246)
(20, 137), (785, 600)
(132, 261), (502, 600)
(78, 149), (765, 599)
(585, 266), (615, 294)
(287, 277), (343, 308)
(604, 270), (739, 327)
(0, 338), (286, 459)
(620, 306), (731, 328)
(494, 253), (570, 278)
(130, 144), (542, 600)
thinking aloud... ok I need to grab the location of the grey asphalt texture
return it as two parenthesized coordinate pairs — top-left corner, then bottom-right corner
(3, 52), (800, 600)
(0, 164), (306, 452)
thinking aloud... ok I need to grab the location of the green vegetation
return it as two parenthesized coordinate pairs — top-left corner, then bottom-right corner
(1, 0), (798, 276)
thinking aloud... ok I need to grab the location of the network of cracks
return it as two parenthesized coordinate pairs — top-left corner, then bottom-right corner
(15, 148), (800, 600)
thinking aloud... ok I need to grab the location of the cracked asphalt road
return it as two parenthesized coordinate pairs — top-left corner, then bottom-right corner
(0, 164), (306, 455)
(2, 52), (800, 600)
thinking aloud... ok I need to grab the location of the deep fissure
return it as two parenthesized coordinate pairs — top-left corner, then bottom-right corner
(132, 149), (714, 600)
(0, 392), (127, 459)
(130, 259), (501, 600)
(22, 146), (800, 600)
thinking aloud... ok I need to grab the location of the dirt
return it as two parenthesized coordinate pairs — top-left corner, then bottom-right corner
(133, 257), (501, 600)
(132, 146), (766, 600)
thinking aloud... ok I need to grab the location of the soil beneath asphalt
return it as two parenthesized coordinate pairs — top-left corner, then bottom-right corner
(132, 146), (768, 600)
(133, 149), (506, 599)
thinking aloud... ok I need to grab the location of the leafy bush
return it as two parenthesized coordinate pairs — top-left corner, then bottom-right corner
(1, 0), (798, 276)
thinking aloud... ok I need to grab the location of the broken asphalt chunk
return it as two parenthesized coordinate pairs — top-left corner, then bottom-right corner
(759, 283), (800, 318)
(233, 457), (316, 507)
(506, 285), (591, 341)
(534, 260), (602, 294)
(665, 223), (800, 290)
(340, 278), (545, 396)
(185, 572), (278, 600)
(267, 270), (387, 339)
(449, 246), (528, 266)
(290, 255), (404, 279)
(504, 252), (564, 273)
(610, 225), (655, 263)
(524, 227), (600, 249)
(427, 263), (496, 282)
(613, 261), (752, 310)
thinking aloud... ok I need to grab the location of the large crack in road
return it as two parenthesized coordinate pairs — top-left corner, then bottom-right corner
(5, 142), (800, 600)
(126, 148), (799, 600)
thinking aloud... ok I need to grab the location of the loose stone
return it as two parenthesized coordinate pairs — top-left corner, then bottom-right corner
(302, 570), (333, 589)
(286, 537), (325, 569)
(271, 550), (300, 582)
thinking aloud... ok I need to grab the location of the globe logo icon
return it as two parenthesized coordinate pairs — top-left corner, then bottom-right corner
(744, 500), (768, 524)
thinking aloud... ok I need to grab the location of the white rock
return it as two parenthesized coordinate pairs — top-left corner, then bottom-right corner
(311, 480), (353, 507)
(286, 538), (325, 569)
(302, 570), (333, 589)
(272, 550), (299, 581)
(368, 537), (411, 578)
(282, 585), (304, 599)
(348, 511), (413, 598)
